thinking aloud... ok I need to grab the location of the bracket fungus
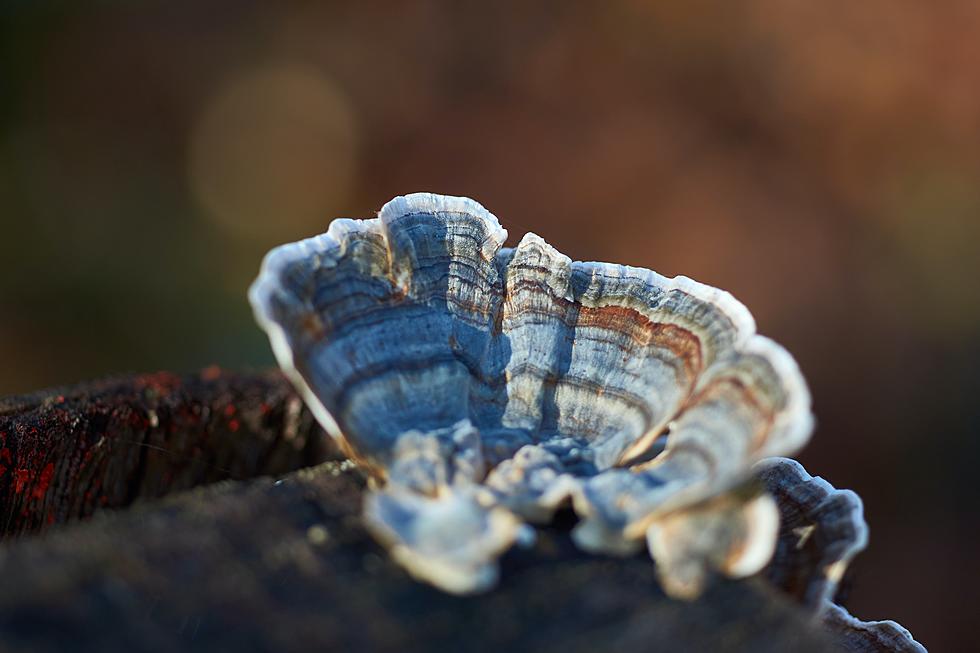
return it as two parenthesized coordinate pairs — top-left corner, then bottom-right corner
(758, 458), (926, 653)
(250, 193), (814, 597)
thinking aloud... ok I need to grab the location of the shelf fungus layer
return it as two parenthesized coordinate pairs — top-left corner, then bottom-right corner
(250, 193), (814, 597)
(757, 458), (925, 652)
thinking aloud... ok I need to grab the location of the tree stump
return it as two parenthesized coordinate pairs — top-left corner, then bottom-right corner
(0, 370), (850, 652)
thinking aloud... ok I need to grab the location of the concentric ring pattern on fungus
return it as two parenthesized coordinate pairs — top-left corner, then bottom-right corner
(250, 193), (814, 596)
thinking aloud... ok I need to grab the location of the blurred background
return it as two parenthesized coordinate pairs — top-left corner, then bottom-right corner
(1, 1), (977, 648)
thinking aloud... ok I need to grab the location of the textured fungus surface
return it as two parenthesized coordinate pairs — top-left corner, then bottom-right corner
(757, 457), (869, 610)
(250, 193), (814, 596)
(758, 458), (926, 652)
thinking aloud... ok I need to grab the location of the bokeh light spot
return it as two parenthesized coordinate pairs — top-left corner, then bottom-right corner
(188, 64), (359, 240)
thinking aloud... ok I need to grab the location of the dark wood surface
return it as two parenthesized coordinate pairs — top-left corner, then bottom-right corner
(0, 371), (838, 652)
(0, 369), (335, 537)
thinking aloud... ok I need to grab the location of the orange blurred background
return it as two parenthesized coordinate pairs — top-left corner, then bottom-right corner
(1, 2), (977, 648)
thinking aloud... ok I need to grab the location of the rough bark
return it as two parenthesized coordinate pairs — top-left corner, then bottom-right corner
(0, 369), (336, 537)
(0, 371), (840, 652)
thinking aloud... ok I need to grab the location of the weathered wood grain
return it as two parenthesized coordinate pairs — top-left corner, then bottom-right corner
(0, 459), (834, 652)
(0, 371), (839, 652)
(0, 369), (336, 537)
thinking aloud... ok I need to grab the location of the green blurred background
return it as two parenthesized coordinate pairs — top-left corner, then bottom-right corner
(2, 1), (977, 648)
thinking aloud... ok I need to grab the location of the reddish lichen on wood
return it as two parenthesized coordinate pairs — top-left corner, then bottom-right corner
(0, 369), (337, 537)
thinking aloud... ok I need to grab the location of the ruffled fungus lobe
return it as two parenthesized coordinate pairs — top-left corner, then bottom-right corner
(757, 458), (925, 652)
(250, 193), (813, 596)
